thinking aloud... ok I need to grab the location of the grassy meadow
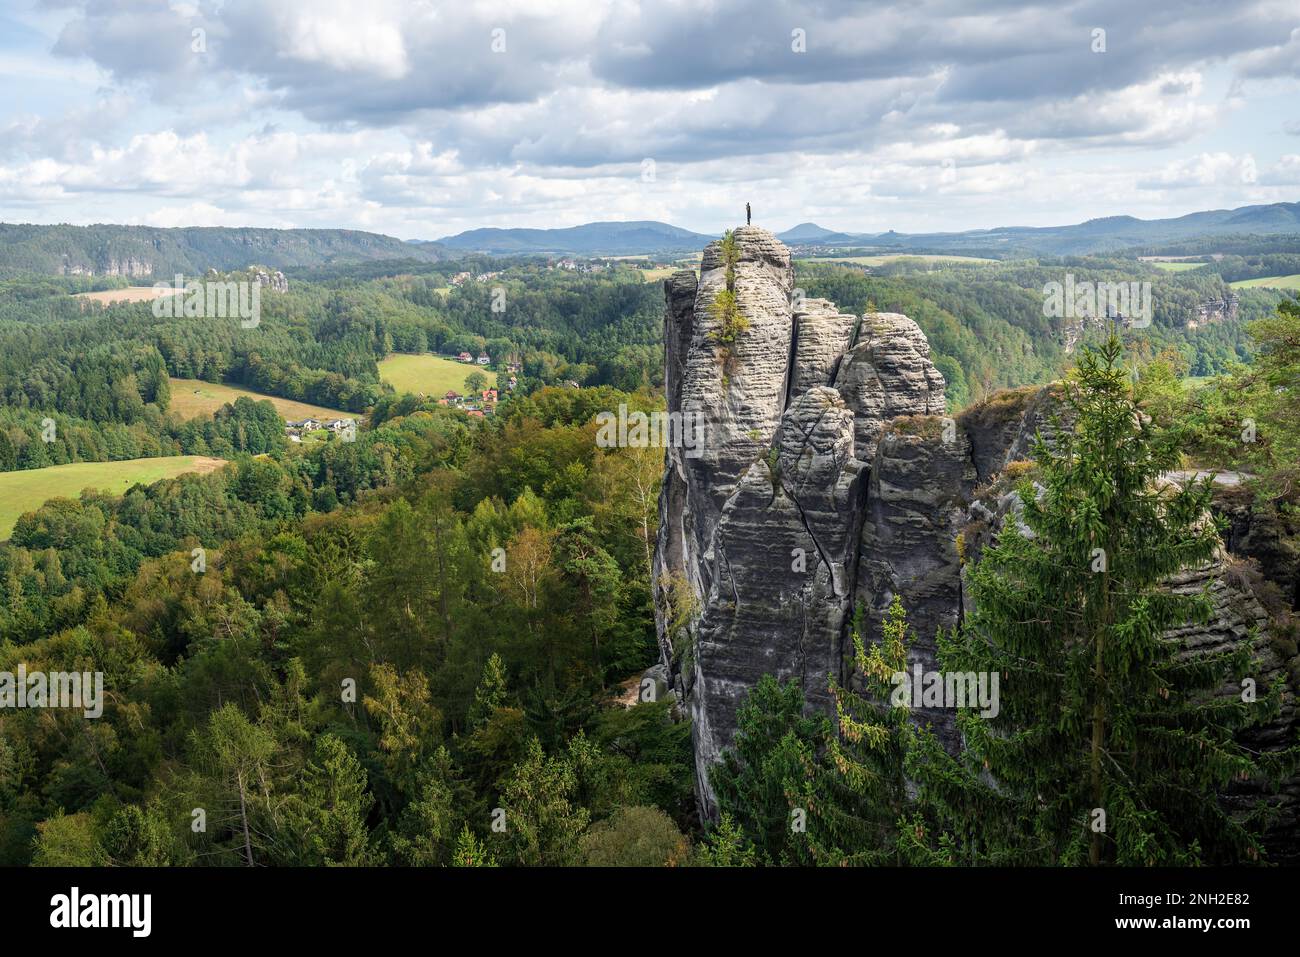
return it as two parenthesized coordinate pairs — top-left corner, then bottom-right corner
(0, 455), (227, 538)
(378, 354), (497, 396)
(168, 378), (350, 421)
(1229, 274), (1300, 290)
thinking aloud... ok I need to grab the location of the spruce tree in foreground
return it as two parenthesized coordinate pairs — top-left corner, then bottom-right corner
(819, 598), (931, 864)
(708, 674), (830, 865)
(916, 332), (1289, 865)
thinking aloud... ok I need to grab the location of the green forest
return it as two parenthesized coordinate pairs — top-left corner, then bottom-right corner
(0, 248), (1296, 866)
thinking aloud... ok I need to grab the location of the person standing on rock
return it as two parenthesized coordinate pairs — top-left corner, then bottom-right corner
(746, 202), (751, 225)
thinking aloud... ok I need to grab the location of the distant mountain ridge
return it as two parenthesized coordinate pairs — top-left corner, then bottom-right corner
(6, 201), (1297, 276)
(862, 202), (1300, 256)
(0, 224), (447, 279)
(437, 202), (1300, 258)
(436, 220), (714, 255)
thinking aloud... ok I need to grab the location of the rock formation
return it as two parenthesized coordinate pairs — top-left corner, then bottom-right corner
(1190, 293), (1240, 328)
(653, 227), (1297, 856)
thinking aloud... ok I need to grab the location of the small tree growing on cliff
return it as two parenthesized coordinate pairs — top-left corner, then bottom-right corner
(709, 230), (749, 381)
(923, 332), (1290, 865)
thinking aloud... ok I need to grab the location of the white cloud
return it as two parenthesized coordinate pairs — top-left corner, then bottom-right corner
(281, 4), (410, 78)
(0, 0), (1294, 233)
(1139, 152), (1259, 189)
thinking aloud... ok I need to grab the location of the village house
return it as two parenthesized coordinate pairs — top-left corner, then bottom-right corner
(476, 353), (491, 365)
(456, 351), (473, 363)
(285, 416), (363, 443)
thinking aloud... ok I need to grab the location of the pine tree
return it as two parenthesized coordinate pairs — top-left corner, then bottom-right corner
(695, 813), (759, 867)
(921, 332), (1290, 865)
(499, 737), (590, 866)
(467, 652), (509, 733)
(1245, 294), (1300, 495)
(554, 518), (621, 686)
(280, 734), (377, 866)
(817, 597), (926, 864)
(709, 674), (830, 865)
(451, 825), (497, 867)
(390, 745), (476, 866)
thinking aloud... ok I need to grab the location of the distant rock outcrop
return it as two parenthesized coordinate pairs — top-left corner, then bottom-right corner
(653, 227), (1297, 856)
(247, 266), (289, 293)
(1189, 293), (1240, 328)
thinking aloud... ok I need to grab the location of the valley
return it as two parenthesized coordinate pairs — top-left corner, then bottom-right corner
(1, 212), (1296, 875)
(5, 0), (1300, 927)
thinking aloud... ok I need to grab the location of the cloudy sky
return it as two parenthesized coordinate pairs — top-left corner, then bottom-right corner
(1, 0), (1298, 239)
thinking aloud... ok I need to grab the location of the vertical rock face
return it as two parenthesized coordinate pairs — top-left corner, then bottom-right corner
(854, 418), (974, 744)
(654, 227), (944, 814)
(679, 225), (793, 508)
(654, 228), (1296, 852)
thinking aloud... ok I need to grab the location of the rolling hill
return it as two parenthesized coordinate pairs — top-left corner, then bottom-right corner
(834, 202), (1300, 257)
(167, 378), (352, 422)
(777, 222), (859, 243)
(0, 224), (448, 279)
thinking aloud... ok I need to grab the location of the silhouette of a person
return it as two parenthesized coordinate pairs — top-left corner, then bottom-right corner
(746, 202), (751, 225)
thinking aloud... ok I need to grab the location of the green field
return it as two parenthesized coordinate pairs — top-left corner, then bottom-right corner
(1150, 261), (1206, 272)
(378, 353), (497, 396)
(0, 455), (227, 539)
(800, 253), (995, 266)
(1229, 274), (1300, 290)
(168, 378), (350, 421)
